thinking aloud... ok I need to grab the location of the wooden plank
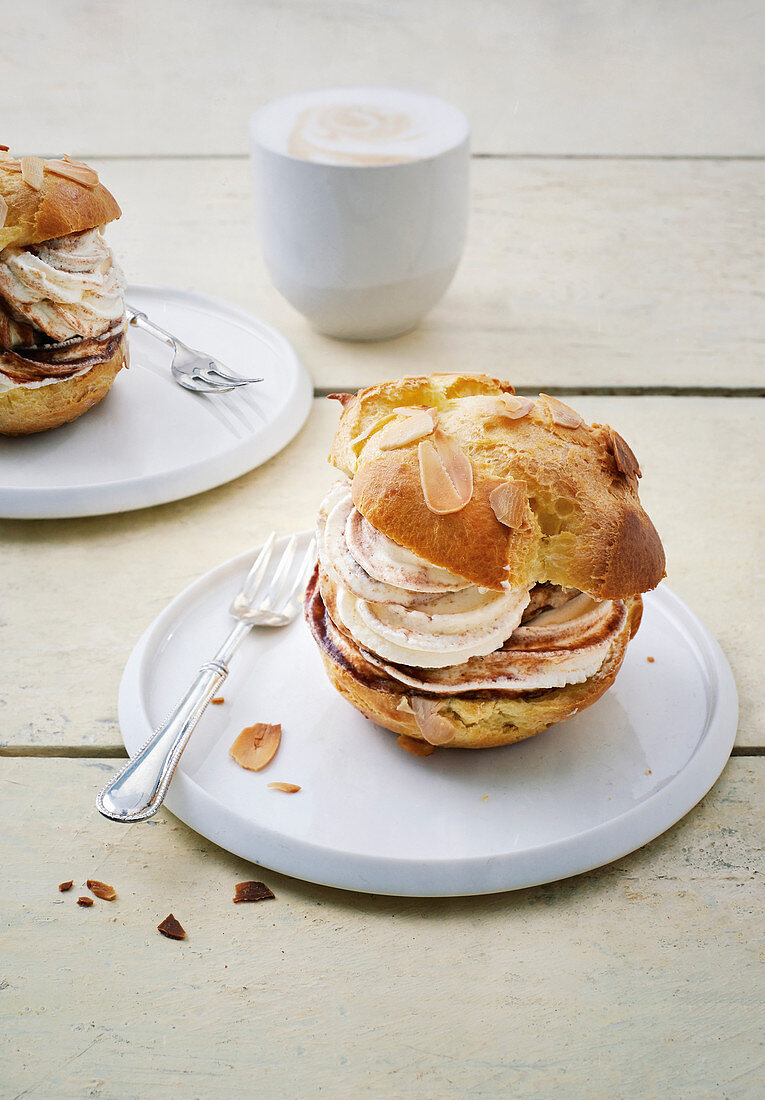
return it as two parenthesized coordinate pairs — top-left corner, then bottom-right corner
(97, 156), (765, 390)
(3, 1), (764, 156)
(1, 756), (762, 1097)
(0, 397), (761, 750)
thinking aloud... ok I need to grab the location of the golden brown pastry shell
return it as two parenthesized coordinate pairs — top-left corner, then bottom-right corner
(0, 160), (121, 251)
(330, 373), (665, 598)
(0, 330), (128, 435)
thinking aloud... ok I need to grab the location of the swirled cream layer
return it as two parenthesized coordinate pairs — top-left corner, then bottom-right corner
(318, 482), (531, 669)
(315, 481), (626, 691)
(0, 229), (125, 344)
(358, 596), (627, 692)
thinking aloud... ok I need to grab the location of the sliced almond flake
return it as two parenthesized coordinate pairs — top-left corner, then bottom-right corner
(326, 392), (356, 407)
(20, 156), (45, 190)
(479, 394), (534, 422)
(268, 782), (301, 793)
(411, 697), (456, 746)
(396, 697), (415, 714)
(540, 393), (584, 429)
(499, 395), (535, 419)
(0, 195), (7, 230)
(45, 159), (99, 188)
(608, 427), (642, 480)
(351, 412), (397, 449)
(233, 881), (275, 903)
(157, 913), (186, 940)
(87, 878), (116, 901)
(378, 408), (437, 450)
(230, 722), (281, 771)
(0, 150), (20, 169)
(489, 480), (528, 528)
(417, 428), (473, 515)
(396, 734), (436, 757)
(0, 145), (9, 152)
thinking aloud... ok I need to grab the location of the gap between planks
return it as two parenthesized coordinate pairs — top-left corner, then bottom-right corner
(1, 746), (763, 758)
(76, 153), (765, 163)
(315, 386), (765, 399)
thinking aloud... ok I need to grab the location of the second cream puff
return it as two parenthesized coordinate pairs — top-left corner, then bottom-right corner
(306, 373), (665, 750)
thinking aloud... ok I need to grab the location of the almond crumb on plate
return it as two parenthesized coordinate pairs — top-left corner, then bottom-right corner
(87, 879), (116, 901)
(76, 897), (94, 907)
(157, 914), (186, 940)
(58, 880), (73, 892)
(211, 696), (225, 705)
(646, 656), (655, 663)
(396, 734), (435, 757)
(230, 723), (281, 771)
(267, 782), (301, 793)
(234, 881), (275, 903)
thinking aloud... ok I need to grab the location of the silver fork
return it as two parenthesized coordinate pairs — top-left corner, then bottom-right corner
(126, 304), (264, 393)
(96, 532), (316, 823)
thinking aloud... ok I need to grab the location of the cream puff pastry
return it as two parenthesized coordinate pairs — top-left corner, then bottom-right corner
(305, 373), (665, 749)
(0, 149), (127, 435)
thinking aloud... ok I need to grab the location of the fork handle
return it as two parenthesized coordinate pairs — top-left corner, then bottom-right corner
(96, 660), (230, 823)
(125, 304), (177, 349)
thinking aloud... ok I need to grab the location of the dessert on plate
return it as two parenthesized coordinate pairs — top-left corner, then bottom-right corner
(305, 373), (665, 749)
(0, 148), (128, 435)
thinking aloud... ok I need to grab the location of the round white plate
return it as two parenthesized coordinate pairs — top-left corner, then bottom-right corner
(0, 285), (313, 518)
(118, 533), (738, 897)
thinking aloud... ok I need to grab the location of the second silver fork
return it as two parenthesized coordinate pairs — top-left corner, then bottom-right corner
(96, 532), (316, 823)
(126, 304), (264, 392)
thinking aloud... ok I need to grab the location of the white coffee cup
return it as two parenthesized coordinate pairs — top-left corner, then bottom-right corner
(250, 87), (470, 341)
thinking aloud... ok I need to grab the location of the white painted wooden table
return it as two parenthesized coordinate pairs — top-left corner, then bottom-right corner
(2, 4), (763, 1097)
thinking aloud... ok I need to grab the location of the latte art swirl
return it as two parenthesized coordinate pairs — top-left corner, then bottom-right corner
(288, 104), (425, 165)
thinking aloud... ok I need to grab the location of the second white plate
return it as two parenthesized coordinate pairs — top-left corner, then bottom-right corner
(118, 534), (738, 897)
(0, 285), (313, 518)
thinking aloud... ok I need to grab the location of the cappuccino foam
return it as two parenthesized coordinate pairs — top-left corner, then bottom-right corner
(255, 88), (468, 166)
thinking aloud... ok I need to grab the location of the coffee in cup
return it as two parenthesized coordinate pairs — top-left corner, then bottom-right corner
(251, 87), (470, 340)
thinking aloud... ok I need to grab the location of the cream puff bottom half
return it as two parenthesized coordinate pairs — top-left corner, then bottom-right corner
(0, 339), (128, 436)
(307, 569), (643, 749)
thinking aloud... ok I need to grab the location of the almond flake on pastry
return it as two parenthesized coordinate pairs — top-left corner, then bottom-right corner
(20, 156), (45, 191)
(411, 697), (456, 745)
(608, 427), (641, 480)
(350, 412), (398, 449)
(541, 394), (584, 429)
(45, 158), (99, 188)
(489, 480), (528, 528)
(378, 407), (437, 450)
(497, 394), (535, 419)
(418, 428), (473, 514)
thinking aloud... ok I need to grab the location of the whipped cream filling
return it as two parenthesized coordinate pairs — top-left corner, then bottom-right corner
(0, 322), (124, 393)
(316, 481), (626, 691)
(358, 598), (626, 692)
(318, 482), (531, 669)
(0, 362), (92, 394)
(0, 229), (125, 344)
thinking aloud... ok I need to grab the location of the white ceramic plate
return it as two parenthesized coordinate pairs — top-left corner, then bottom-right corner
(118, 533), (738, 897)
(0, 285), (313, 518)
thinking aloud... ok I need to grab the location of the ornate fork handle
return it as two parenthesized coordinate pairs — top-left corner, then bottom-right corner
(97, 620), (252, 822)
(125, 305), (179, 350)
